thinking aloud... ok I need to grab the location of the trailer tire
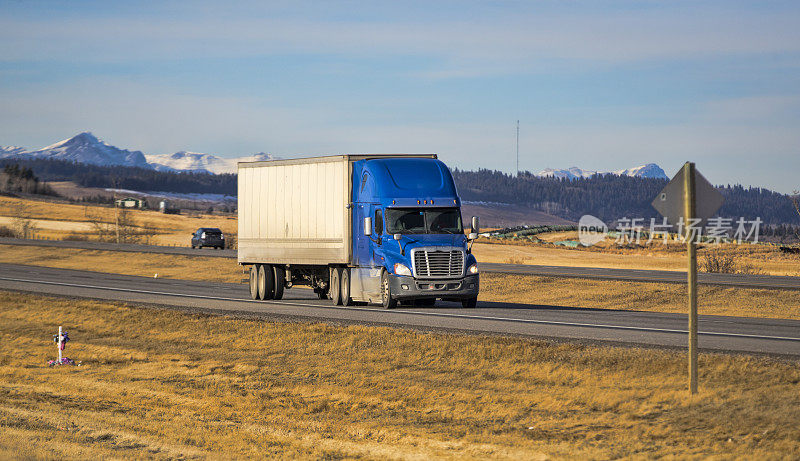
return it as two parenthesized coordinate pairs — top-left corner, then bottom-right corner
(273, 266), (285, 300)
(330, 267), (342, 305)
(381, 269), (397, 309)
(257, 265), (266, 300)
(249, 265), (259, 300)
(340, 268), (353, 306)
(263, 264), (275, 300)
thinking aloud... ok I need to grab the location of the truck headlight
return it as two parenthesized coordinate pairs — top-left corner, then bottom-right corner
(394, 263), (412, 277)
(468, 264), (479, 274)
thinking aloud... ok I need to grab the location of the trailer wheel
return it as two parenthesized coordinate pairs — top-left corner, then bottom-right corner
(257, 265), (266, 300)
(340, 268), (353, 306)
(330, 267), (342, 305)
(273, 266), (285, 300)
(249, 265), (259, 300)
(381, 269), (397, 309)
(461, 297), (477, 309)
(263, 264), (275, 300)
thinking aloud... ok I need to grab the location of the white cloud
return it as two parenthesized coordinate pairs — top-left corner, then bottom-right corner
(1, 2), (799, 75)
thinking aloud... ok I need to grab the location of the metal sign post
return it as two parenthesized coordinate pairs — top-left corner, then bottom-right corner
(653, 162), (724, 395)
(683, 163), (698, 394)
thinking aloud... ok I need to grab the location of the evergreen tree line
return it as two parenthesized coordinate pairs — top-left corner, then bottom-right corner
(1, 163), (56, 196)
(0, 158), (237, 195)
(2, 158), (797, 225)
(452, 169), (799, 225)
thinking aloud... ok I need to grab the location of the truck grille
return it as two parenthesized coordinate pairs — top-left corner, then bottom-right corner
(412, 249), (464, 278)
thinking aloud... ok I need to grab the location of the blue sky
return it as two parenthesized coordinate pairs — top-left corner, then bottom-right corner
(1, 1), (799, 192)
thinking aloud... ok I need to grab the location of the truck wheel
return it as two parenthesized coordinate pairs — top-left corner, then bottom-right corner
(330, 267), (342, 305)
(273, 266), (285, 300)
(263, 264), (275, 300)
(257, 265), (267, 300)
(340, 268), (353, 306)
(381, 269), (397, 309)
(249, 265), (259, 300)
(461, 297), (477, 309)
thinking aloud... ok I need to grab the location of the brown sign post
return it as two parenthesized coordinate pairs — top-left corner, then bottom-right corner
(652, 162), (724, 394)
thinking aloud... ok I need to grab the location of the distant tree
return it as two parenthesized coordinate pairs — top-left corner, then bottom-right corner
(792, 191), (800, 240)
(10, 201), (38, 239)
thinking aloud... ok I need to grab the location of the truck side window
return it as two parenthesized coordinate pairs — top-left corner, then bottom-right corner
(374, 209), (383, 236)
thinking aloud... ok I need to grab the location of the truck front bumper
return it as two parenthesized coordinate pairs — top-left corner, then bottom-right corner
(388, 274), (479, 300)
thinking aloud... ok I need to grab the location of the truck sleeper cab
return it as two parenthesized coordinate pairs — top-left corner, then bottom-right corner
(237, 154), (479, 308)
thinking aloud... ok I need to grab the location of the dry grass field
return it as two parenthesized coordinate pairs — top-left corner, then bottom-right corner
(2, 195), (798, 275)
(1, 291), (798, 459)
(0, 196), (236, 245)
(2, 244), (799, 320)
(473, 238), (800, 276)
(0, 244), (244, 284)
(484, 274), (800, 320)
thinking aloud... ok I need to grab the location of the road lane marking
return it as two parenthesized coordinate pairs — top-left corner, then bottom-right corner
(2, 275), (800, 343)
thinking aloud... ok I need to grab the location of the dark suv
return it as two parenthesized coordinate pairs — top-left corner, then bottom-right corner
(191, 227), (225, 249)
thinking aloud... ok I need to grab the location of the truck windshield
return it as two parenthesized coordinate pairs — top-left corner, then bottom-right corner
(385, 208), (463, 234)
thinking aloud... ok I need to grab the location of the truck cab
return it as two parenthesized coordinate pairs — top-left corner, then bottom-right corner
(351, 157), (479, 308)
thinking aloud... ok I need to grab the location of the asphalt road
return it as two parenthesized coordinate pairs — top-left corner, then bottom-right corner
(2, 263), (799, 357)
(2, 237), (799, 290)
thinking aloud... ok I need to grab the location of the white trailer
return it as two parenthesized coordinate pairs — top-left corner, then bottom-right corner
(238, 155), (352, 266)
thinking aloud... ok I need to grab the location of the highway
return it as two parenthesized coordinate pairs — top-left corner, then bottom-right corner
(2, 237), (799, 290)
(2, 263), (799, 357)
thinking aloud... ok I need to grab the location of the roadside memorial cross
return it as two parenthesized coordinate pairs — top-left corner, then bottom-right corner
(53, 326), (69, 362)
(49, 326), (75, 366)
(652, 162), (724, 396)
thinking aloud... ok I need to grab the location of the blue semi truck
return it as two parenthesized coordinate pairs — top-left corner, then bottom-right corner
(238, 154), (479, 308)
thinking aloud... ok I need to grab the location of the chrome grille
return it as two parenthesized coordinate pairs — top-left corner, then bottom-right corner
(412, 248), (465, 278)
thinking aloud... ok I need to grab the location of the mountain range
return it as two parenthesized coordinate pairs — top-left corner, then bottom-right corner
(2, 132), (668, 179)
(536, 163), (668, 180)
(0, 132), (276, 175)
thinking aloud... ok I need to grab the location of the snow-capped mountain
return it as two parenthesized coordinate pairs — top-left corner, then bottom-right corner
(538, 167), (598, 180)
(0, 146), (26, 156)
(537, 163), (668, 180)
(612, 164), (668, 179)
(18, 132), (151, 168)
(0, 132), (276, 174)
(146, 151), (276, 175)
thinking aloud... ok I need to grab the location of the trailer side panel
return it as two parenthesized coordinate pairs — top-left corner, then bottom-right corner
(238, 156), (350, 265)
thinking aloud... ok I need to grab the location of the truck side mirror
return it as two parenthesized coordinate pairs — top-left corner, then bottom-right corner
(363, 217), (372, 236)
(471, 216), (480, 234)
(393, 233), (404, 255)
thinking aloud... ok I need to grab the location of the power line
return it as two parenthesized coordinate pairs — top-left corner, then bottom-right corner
(516, 120), (520, 176)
